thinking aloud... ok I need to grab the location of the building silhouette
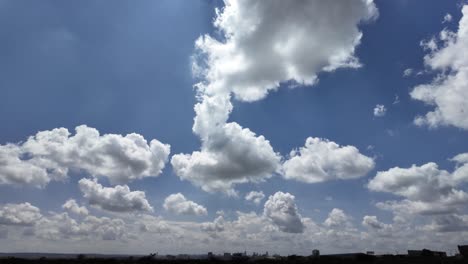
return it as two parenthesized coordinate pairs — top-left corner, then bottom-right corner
(458, 245), (468, 257)
(408, 249), (446, 257)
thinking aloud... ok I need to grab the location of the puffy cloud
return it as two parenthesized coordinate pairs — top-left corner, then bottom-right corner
(0, 144), (61, 188)
(375, 191), (468, 216)
(193, 0), (378, 102)
(0, 125), (170, 187)
(78, 178), (153, 213)
(1, 199), (466, 255)
(324, 208), (350, 228)
(368, 162), (453, 201)
(263, 192), (304, 233)
(173, 0), (378, 194)
(171, 95), (281, 195)
(373, 104), (387, 117)
(451, 153), (468, 183)
(0, 203), (42, 226)
(138, 215), (172, 234)
(62, 199), (89, 216)
(368, 154), (468, 217)
(282, 137), (374, 183)
(424, 214), (468, 232)
(163, 193), (207, 216)
(35, 212), (128, 241)
(201, 215), (225, 233)
(245, 191), (265, 205)
(362, 215), (391, 230)
(361, 216), (395, 240)
(411, 5), (468, 130)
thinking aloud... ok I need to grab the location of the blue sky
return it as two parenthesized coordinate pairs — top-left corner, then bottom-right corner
(1, 0), (468, 255)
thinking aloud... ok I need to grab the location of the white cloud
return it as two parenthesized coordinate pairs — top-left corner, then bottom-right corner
(263, 192), (304, 233)
(138, 215), (172, 234)
(0, 144), (59, 188)
(173, 0), (378, 194)
(0, 203), (42, 226)
(375, 195), (468, 216)
(443, 13), (453, 24)
(368, 154), (468, 217)
(78, 178), (153, 213)
(373, 104), (387, 117)
(324, 208), (350, 228)
(193, 0), (378, 102)
(424, 214), (468, 232)
(245, 191), (265, 205)
(35, 212), (128, 241)
(62, 199), (89, 216)
(403, 68), (413, 77)
(362, 215), (391, 230)
(171, 95), (281, 195)
(0, 125), (170, 187)
(452, 153), (468, 183)
(163, 193), (207, 216)
(368, 162), (453, 201)
(1, 198), (467, 255)
(411, 5), (468, 130)
(420, 37), (438, 52)
(282, 137), (374, 183)
(201, 215), (225, 233)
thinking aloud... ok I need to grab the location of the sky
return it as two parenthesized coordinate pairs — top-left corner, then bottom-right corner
(1, 0), (468, 256)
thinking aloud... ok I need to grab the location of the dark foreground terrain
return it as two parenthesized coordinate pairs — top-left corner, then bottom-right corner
(1, 255), (468, 264)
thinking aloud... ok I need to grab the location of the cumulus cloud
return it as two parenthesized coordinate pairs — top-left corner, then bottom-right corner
(201, 215), (225, 233)
(362, 215), (391, 230)
(411, 5), (468, 130)
(0, 144), (61, 188)
(324, 208), (351, 228)
(368, 154), (468, 217)
(138, 215), (172, 234)
(35, 212), (128, 241)
(62, 199), (89, 216)
(282, 137), (374, 183)
(163, 193), (207, 216)
(0, 125), (170, 187)
(172, 0), (378, 194)
(245, 191), (265, 205)
(424, 214), (468, 232)
(263, 192), (304, 233)
(368, 163), (453, 201)
(451, 152), (468, 183)
(193, 0), (378, 102)
(1, 198), (466, 255)
(79, 178), (153, 213)
(171, 95), (281, 195)
(0, 203), (42, 226)
(373, 104), (387, 117)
